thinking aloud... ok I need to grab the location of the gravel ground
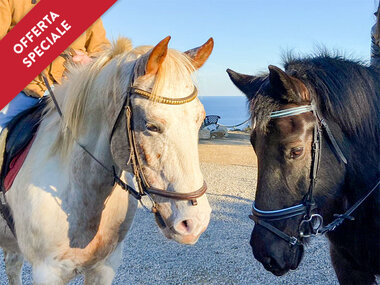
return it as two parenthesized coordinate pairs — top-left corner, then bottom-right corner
(0, 162), (340, 284)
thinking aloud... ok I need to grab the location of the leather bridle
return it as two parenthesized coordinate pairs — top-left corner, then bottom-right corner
(249, 102), (380, 246)
(117, 85), (207, 207)
(43, 68), (207, 227)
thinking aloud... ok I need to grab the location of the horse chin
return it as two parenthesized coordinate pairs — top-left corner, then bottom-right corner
(290, 244), (304, 270)
(264, 244), (304, 276)
(267, 267), (290, 277)
(251, 229), (304, 277)
(174, 233), (201, 245)
(161, 229), (202, 245)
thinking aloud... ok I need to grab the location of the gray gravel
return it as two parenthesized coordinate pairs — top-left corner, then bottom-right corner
(0, 162), (340, 284)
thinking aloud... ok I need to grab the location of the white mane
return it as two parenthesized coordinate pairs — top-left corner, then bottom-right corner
(45, 38), (195, 157)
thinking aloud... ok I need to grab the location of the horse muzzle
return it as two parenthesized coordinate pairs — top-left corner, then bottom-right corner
(250, 227), (304, 276)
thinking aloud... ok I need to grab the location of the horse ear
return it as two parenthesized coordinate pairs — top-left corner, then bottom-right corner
(146, 36), (171, 75)
(184, 38), (214, 69)
(268, 65), (310, 102)
(226, 68), (263, 101)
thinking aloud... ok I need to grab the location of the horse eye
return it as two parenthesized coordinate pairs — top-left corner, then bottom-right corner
(146, 123), (161, 133)
(290, 147), (304, 159)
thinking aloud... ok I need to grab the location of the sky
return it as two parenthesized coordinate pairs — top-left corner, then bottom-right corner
(101, 0), (379, 96)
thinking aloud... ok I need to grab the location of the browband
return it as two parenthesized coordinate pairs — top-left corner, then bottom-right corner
(270, 105), (313, 118)
(129, 86), (198, 105)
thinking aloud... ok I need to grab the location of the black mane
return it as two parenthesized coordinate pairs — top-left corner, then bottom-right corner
(285, 54), (379, 145)
(251, 54), (380, 149)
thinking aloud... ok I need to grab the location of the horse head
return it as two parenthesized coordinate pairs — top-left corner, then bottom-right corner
(226, 64), (347, 275)
(106, 37), (214, 244)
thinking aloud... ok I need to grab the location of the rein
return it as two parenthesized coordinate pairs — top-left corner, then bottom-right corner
(42, 72), (206, 218)
(249, 102), (379, 246)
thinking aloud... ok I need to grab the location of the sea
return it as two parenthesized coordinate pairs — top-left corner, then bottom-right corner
(198, 96), (251, 129)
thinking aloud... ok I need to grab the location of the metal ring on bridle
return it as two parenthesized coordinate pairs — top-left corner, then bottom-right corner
(299, 214), (324, 238)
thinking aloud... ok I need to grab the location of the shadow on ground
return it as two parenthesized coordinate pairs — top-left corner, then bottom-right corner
(0, 163), (339, 284)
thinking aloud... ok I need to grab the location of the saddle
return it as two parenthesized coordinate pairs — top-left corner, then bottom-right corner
(0, 98), (47, 192)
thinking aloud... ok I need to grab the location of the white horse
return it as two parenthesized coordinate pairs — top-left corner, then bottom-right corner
(0, 36), (214, 284)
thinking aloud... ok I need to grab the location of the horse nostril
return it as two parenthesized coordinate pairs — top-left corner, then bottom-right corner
(174, 219), (194, 235)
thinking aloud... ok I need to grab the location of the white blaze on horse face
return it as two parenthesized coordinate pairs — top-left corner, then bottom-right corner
(131, 84), (211, 245)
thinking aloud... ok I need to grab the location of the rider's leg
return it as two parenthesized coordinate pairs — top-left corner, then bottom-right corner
(0, 92), (40, 132)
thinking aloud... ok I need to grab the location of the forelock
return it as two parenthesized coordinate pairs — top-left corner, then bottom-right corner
(249, 79), (280, 133)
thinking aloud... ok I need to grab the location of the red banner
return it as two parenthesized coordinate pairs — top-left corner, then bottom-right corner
(0, 0), (117, 109)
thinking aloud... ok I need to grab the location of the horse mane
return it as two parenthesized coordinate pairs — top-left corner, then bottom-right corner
(284, 53), (380, 145)
(250, 53), (380, 147)
(45, 37), (195, 158)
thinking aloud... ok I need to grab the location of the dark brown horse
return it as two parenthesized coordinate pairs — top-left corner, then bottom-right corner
(227, 54), (379, 284)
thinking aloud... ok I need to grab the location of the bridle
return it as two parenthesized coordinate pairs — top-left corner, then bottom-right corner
(121, 85), (207, 207)
(42, 65), (207, 228)
(249, 102), (380, 246)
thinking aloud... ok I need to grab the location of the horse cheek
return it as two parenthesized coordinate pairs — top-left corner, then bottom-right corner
(110, 114), (131, 171)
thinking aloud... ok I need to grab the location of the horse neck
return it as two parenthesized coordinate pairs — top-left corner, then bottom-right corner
(344, 151), (379, 203)
(45, 105), (116, 221)
(69, 109), (115, 193)
(341, 129), (380, 197)
(313, 113), (379, 223)
(328, 126), (380, 220)
(316, 94), (379, 196)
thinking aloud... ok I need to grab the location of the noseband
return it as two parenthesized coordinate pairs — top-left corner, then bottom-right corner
(249, 102), (380, 246)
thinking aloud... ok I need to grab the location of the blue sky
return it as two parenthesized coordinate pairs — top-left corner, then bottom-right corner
(102, 0), (379, 96)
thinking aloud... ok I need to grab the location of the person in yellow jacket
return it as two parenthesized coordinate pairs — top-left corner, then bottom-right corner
(0, 0), (110, 130)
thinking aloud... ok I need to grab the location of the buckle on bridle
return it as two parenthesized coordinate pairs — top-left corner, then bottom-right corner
(289, 236), (299, 246)
(0, 191), (6, 206)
